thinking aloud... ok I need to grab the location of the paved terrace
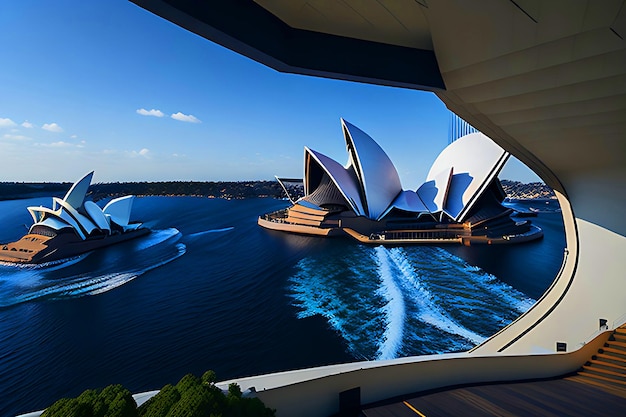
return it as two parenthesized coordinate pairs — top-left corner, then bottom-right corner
(361, 325), (626, 416)
(361, 375), (626, 417)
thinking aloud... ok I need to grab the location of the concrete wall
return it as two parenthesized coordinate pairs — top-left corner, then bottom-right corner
(216, 331), (609, 417)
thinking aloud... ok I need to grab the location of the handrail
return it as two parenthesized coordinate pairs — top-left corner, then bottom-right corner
(578, 313), (626, 349)
(613, 312), (626, 329)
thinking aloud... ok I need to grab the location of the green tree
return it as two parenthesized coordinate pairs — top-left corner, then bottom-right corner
(137, 384), (180, 417)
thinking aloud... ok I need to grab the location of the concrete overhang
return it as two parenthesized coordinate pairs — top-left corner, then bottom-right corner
(129, 0), (444, 91)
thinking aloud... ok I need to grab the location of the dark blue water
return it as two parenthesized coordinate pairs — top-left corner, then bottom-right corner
(0, 197), (564, 416)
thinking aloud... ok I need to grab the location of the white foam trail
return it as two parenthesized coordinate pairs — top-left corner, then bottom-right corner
(373, 246), (405, 360)
(134, 228), (181, 251)
(0, 238), (186, 307)
(432, 247), (536, 314)
(0, 253), (90, 271)
(87, 243), (186, 296)
(187, 227), (234, 238)
(387, 247), (486, 345)
(288, 252), (385, 360)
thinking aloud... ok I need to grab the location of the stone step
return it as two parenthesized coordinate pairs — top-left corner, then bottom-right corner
(589, 359), (626, 373)
(567, 373), (626, 396)
(601, 347), (626, 359)
(596, 353), (626, 367)
(576, 371), (626, 388)
(582, 365), (626, 381)
(606, 340), (626, 350)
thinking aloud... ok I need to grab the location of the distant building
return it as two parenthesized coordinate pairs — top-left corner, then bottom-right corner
(449, 113), (478, 144)
(259, 119), (542, 245)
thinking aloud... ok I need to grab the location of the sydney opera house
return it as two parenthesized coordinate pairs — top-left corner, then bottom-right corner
(259, 118), (542, 245)
(0, 171), (147, 264)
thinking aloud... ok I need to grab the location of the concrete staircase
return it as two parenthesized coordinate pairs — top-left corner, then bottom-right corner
(571, 325), (626, 391)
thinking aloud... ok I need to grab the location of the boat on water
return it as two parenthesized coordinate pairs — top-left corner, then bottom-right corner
(0, 171), (149, 264)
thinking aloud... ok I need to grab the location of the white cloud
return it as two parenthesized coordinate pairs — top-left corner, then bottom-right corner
(42, 123), (64, 132)
(137, 108), (164, 117)
(21, 121), (34, 128)
(35, 140), (87, 148)
(3, 133), (31, 141)
(41, 141), (71, 147)
(70, 134), (78, 139)
(0, 118), (17, 128)
(171, 112), (201, 123)
(124, 148), (151, 158)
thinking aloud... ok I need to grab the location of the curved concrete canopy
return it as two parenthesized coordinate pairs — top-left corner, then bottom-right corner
(342, 119), (403, 220)
(129, 0), (443, 91)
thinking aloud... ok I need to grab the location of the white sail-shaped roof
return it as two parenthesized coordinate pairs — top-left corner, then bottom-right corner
(62, 171), (93, 209)
(103, 195), (135, 228)
(381, 190), (429, 218)
(27, 205), (87, 239)
(53, 197), (99, 236)
(417, 166), (454, 213)
(84, 200), (111, 232)
(342, 119), (402, 220)
(25, 171), (140, 239)
(420, 132), (509, 222)
(295, 121), (509, 224)
(304, 147), (365, 216)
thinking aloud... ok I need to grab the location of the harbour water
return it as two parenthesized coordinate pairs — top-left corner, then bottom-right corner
(0, 196), (564, 416)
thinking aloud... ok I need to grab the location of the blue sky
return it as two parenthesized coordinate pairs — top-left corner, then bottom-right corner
(0, 0), (539, 188)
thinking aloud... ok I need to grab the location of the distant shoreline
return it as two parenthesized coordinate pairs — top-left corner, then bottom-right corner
(0, 179), (555, 202)
(0, 180), (287, 202)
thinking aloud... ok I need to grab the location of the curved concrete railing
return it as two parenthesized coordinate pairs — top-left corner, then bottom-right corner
(470, 190), (626, 356)
(214, 330), (609, 417)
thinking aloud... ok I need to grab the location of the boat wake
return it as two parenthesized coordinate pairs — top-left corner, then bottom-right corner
(0, 228), (185, 308)
(186, 227), (234, 239)
(288, 244), (535, 360)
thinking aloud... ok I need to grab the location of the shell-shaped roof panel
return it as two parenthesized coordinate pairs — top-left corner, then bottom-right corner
(37, 217), (72, 231)
(29, 205), (87, 239)
(63, 171), (94, 210)
(84, 201), (111, 232)
(342, 119), (402, 220)
(103, 195), (135, 227)
(304, 147), (365, 216)
(424, 132), (509, 222)
(417, 166), (454, 213)
(381, 190), (429, 218)
(54, 197), (99, 236)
